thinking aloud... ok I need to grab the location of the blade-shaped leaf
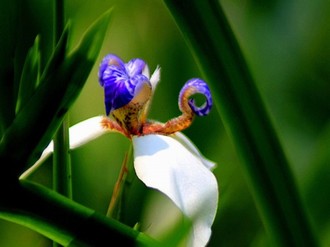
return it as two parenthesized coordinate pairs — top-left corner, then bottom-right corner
(0, 7), (151, 247)
(163, 1), (318, 246)
(0, 180), (159, 247)
(0, 9), (113, 177)
(0, 0), (19, 135)
(40, 23), (69, 83)
(15, 36), (41, 114)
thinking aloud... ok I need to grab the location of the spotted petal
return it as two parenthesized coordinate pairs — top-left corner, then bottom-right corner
(132, 134), (218, 247)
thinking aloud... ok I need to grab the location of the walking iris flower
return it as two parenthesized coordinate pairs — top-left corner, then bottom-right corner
(29, 54), (218, 247)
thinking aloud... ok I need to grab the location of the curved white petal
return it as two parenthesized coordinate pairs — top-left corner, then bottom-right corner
(42, 116), (109, 155)
(132, 134), (218, 247)
(171, 132), (216, 170)
(20, 116), (110, 179)
(69, 116), (109, 149)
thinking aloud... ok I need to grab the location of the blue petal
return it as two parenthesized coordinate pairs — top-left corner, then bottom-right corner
(125, 58), (146, 77)
(102, 67), (150, 115)
(98, 54), (125, 87)
(103, 76), (132, 115)
(99, 54), (151, 115)
(180, 78), (213, 116)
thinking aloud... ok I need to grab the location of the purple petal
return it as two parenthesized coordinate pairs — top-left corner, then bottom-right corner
(125, 58), (147, 77)
(102, 68), (150, 115)
(98, 54), (151, 115)
(103, 76), (132, 115)
(98, 54), (125, 87)
(179, 78), (213, 116)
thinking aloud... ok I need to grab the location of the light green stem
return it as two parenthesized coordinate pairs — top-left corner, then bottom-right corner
(107, 144), (133, 219)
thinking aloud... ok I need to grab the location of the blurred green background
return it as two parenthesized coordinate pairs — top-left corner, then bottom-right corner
(1, 0), (330, 246)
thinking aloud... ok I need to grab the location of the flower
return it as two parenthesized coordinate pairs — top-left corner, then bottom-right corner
(98, 54), (213, 138)
(28, 54), (218, 247)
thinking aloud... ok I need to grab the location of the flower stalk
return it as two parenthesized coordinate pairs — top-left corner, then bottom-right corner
(106, 144), (133, 219)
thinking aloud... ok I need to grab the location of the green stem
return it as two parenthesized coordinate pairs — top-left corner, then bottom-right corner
(52, 0), (71, 198)
(53, 115), (72, 198)
(164, 0), (318, 246)
(53, 1), (70, 246)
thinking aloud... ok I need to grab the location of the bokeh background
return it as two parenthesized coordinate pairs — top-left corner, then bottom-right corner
(1, 0), (330, 246)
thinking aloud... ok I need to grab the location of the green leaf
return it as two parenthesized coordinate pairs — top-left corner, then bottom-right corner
(0, 0), (54, 136)
(0, 180), (159, 246)
(0, 0), (19, 135)
(15, 35), (41, 114)
(0, 7), (155, 247)
(69, 8), (112, 61)
(40, 23), (70, 83)
(0, 9), (112, 177)
(164, 0), (318, 246)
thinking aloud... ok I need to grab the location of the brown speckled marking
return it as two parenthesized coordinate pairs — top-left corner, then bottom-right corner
(111, 101), (145, 136)
(101, 117), (131, 138)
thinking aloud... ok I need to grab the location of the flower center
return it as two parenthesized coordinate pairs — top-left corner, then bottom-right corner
(111, 81), (151, 135)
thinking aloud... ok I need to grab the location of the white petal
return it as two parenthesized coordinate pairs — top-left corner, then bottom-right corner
(171, 132), (216, 170)
(19, 144), (53, 179)
(45, 116), (109, 152)
(142, 64), (150, 79)
(69, 116), (109, 149)
(149, 66), (161, 91)
(20, 116), (110, 179)
(132, 134), (218, 247)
